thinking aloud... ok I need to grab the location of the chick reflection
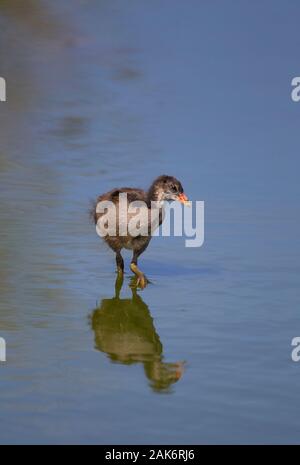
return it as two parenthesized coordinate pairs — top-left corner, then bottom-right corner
(91, 276), (184, 393)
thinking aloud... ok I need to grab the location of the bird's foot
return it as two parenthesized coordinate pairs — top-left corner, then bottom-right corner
(129, 274), (149, 290)
(130, 263), (149, 289)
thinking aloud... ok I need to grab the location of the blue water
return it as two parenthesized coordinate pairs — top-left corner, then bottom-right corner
(0, 0), (300, 444)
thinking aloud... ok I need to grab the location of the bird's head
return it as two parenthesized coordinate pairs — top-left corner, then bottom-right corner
(149, 175), (190, 205)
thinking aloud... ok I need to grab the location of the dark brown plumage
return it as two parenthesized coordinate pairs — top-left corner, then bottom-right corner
(92, 175), (189, 288)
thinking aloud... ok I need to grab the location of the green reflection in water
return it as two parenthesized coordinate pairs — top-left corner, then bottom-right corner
(91, 277), (185, 393)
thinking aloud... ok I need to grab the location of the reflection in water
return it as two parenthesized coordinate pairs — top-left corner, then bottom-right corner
(91, 277), (184, 393)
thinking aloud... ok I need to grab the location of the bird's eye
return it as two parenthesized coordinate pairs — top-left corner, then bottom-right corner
(171, 184), (178, 193)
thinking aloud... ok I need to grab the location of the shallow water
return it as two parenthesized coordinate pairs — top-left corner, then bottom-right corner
(0, 0), (300, 444)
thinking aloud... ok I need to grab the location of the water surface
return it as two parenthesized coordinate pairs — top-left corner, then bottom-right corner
(0, 0), (300, 444)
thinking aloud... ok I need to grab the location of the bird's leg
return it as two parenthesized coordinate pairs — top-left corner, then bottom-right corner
(114, 272), (124, 298)
(130, 251), (149, 289)
(116, 252), (124, 276)
(115, 252), (124, 291)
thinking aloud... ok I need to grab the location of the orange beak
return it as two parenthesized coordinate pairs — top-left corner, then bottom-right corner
(178, 193), (191, 206)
